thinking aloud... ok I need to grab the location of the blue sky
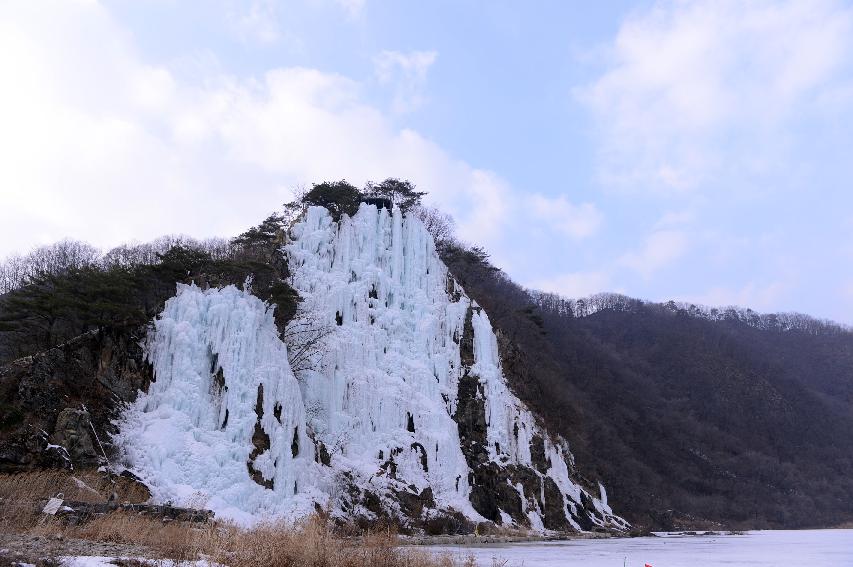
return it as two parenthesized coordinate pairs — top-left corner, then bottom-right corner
(2, 0), (853, 322)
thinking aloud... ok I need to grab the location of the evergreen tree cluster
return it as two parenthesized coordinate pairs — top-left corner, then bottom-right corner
(296, 178), (426, 221)
(0, 215), (298, 364)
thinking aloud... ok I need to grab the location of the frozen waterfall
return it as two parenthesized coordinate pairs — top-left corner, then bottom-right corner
(116, 203), (626, 531)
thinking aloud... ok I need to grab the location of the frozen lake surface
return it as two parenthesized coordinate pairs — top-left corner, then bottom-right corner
(428, 529), (853, 567)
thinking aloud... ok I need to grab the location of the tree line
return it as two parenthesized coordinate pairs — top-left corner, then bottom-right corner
(440, 247), (853, 530)
(0, 236), (234, 296)
(0, 217), (297, 363)
(528, 290), (850, 337)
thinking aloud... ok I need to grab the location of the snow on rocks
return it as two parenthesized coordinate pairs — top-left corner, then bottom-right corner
(116, 203), (626, 532)
(115, 284), (321, 524)
(285, 204), (626, 531)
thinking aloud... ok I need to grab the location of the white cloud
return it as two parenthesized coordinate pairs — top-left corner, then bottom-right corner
(232, 0), (282, 44)
(654, 209), (695, 229)
(374, 50), (438, 113)
(619, 230), (689, 278)
(0, 1), (507, 258)
(578, 0), (853, 192)
(530, 194), (603, 239)
(334, 0), (365, 19)
(529, 271), (610, 298)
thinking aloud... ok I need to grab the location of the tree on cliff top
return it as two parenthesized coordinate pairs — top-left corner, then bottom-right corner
(302, 180), (362, 221)
(365, 178), (426, 212)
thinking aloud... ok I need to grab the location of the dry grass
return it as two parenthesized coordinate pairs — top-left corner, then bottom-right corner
(28, 514), (473, 566)
(0, 469), (148, 504)
(206, 517), (473, 567)
(0, 469), (148, 533)
(0, 471), (476, 567)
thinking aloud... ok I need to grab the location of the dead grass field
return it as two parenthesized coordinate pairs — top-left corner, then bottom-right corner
(0, 470), (475, 567)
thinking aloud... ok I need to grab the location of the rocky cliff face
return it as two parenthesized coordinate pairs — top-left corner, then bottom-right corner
(113, 204), (627, 533)
(0, 328), (151, 471)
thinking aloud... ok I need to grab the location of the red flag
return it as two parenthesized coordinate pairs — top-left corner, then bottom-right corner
(645, 564), (653, 567)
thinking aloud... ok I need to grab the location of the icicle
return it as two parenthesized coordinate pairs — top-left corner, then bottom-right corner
(116, 203), (626, 531)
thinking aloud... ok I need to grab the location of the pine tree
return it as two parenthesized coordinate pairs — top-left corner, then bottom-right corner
(365, 178), (426, 212)
(302, 181), (362, 220)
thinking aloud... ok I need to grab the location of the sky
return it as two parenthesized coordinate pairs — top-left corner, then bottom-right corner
(1, 0), (853, 322)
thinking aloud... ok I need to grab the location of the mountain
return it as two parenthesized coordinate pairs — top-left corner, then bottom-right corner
(2, 197), (852, 532)
(442, 249), (853, 530)
(0, 204), (624, 534)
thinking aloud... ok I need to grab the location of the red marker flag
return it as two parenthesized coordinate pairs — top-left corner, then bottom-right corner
(645, 564), (653, 567)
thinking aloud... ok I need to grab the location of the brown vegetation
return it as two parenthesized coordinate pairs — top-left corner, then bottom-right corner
(0, 470), (475, 566)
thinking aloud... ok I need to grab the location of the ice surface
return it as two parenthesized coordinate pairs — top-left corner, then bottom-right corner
(115, 284), (321, 524)
(116, 203), (624, 529)
(428, 529), (853, 567)
(285, 204), (622, 529)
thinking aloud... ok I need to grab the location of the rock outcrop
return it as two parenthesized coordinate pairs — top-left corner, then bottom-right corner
(113, 204), (627, 533)
(0, 328), (151, 472)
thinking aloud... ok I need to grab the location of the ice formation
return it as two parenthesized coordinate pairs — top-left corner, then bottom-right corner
(114, 285), (320, 524)
(117, 203), (627, 531)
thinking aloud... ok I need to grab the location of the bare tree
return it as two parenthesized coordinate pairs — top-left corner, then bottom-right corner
(0, 240), (101, 293)
(411, 205), (456, 250)
(197, 237), (234, 261)
(283, 299), (334, 378)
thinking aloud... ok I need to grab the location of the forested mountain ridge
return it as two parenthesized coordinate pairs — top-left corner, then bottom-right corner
(1, 179), (852, 531)
(443, 247), (853, 529)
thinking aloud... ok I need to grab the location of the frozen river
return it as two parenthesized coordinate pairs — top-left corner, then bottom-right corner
(427, 529), (853, 567)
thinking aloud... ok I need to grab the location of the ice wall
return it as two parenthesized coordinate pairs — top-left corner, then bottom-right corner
(286, 205), (474, 515)
(117, 203), (626, 531)
(115, 284), (321, 524)
(285, 205), (627, 531)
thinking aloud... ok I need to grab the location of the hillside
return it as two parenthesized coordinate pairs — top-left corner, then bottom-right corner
(2, 183), (852, 532)
(0, 197), (624, 534)
(443, 247), (853, 530)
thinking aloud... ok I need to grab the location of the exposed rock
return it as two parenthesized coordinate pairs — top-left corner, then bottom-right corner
(116, 469), (152, 502)
(0, 328), (152, 472)
(459, 306), (476, 367)
(447, 301), (625, 533)
(50, 408), (98, 466)
(393, 487), (429, 518)
(541, 476), (569, 531)
(56, 500), (214, 525)
(247, 384), (273, 489)
(411, 442), (428, 472)
(530, 434), (549, 474)
(316, 440), (331, 466)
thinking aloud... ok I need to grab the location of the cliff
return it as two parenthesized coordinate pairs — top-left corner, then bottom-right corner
(113, 204), (626, 532)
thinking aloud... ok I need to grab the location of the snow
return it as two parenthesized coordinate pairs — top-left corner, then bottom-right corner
(428, 529), (853, 567)
(114, 283), (321, 524)
(285, 204), (475, 515)
(286, 204), (622, 528)
(115, 203), (623, 530)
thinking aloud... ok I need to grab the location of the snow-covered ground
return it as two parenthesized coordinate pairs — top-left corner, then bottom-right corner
(428, 529), (853, 567)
